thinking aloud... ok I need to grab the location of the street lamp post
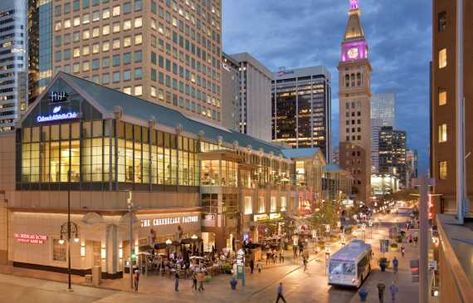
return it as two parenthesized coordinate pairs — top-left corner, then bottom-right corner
(324, 247), (331, 276)
(58, 221), (79, 290)
(127, 192), (135, 290)
(58, 155), (79, 291)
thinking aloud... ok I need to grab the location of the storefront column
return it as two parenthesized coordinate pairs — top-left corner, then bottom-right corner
(106, 224), (119, 277)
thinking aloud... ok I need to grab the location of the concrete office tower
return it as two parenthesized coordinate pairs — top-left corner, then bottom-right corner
(221, 52), (239, 131)
(0, 0), (29, 132)
(371, 93), (395, 172)
(338, 0), (372, 203)
(228, 52), (272, 142)
(272, 67), (332, 161)
(37, 0), (223, 124)
(378, 126), (407, 187)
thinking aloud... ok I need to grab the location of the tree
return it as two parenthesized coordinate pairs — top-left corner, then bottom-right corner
(310, 201), (339, 235)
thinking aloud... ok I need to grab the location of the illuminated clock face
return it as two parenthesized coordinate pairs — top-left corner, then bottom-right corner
(347, 47), (359, 59)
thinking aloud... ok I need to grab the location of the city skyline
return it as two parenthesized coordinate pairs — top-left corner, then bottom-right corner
(223, 0), (431, 173)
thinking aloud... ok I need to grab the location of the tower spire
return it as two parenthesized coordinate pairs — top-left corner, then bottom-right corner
(350, 0), (359, 10)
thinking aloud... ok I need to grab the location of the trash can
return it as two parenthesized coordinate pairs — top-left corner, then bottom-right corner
(92, 266), (101, 286)
(359, 288), (368, 302)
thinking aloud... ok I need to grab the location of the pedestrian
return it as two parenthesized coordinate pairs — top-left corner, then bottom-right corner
(276, 282), (287, 303)
(377, 282), (386, 303)
(191, 271), (197, 290)
(279, 251), (284, 263)
(230, 277), (238, 290)
(400, 246), (405, 257)
(250, 259), (255, 274)
(392, 257), (399, 274)
(197, 271), (205, 292)
(175, 272), (180, 292)
(389, 281), (399, 303)
(133, 269), (140, 292)
(257, 262), (262, 273)
(413, 235), (418, 247)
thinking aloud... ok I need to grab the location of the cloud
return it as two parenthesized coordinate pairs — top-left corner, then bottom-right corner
(223, 0), (431, 173)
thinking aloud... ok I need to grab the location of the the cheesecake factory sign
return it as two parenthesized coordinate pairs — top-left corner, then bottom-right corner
(140, 215), (199, 228)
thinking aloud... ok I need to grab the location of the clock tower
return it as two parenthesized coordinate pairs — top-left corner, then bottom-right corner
(338, 0), (372, 203)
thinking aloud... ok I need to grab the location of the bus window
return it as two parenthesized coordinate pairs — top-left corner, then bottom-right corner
(329, 262), (343, 275)
(344, 262), (356, 275)
(329, 261), (355, 275)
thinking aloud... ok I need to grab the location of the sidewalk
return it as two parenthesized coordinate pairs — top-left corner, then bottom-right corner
(350, 216), (419, 303)
(0, 242), (330, 295)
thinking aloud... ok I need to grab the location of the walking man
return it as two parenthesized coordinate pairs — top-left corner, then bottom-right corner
(377, 282), (386, 303)
(133, 269), (140, 292)
(175, 272), (180, 292)
(389, 281), (399, 303)
(400, 245), (405, 257)
(303, 256), (308, 271)
(276, 282), (287, 303)
(392, 257), (399, 274)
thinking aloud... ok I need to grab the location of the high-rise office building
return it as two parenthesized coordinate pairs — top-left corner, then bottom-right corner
(229, 52), (272, 142)
(371, 92), (395, 172)
(37, 0), (223, 124)
(431, 2), (473, 302)
(27, 0), (40, 102)
(221, 52), (239, 131)
(338, 0), (372, 203)
(405, 149), (417, 188)
(0, 0), (29, 132)
(272, 66), (331, 160)
(378, 126), (407, 187)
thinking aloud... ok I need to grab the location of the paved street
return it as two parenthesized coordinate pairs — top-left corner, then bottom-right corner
(0, 213), (420, 303)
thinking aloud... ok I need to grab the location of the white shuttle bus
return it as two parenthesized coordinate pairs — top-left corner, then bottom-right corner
(328, 240), (372, 288)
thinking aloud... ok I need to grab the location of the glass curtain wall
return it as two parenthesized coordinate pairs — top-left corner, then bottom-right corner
(21, 120), (199, 188)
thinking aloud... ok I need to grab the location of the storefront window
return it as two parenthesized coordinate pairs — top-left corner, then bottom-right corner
(270, 196), (277, 212)
(53, 239), (66, 261)
(201, 193), (218, 213)
(20, 121), (199, 188)
(201, 160), (220, 185)
(244, 196), (252, 215)
(280, 197), (287, 211)
(258, 196), (265, 213)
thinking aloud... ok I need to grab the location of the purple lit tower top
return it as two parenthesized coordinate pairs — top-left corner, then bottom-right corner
(341, 0), (368, 62)
(350, 0), (359, 10)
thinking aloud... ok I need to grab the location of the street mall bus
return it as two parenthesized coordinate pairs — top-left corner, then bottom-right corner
(328, 240), (372, 288)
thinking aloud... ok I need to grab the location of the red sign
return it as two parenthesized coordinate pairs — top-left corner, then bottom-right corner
(14, 233), (48, 244)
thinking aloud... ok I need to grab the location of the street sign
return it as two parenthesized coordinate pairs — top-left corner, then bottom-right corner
(380, 239), (389, 253)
